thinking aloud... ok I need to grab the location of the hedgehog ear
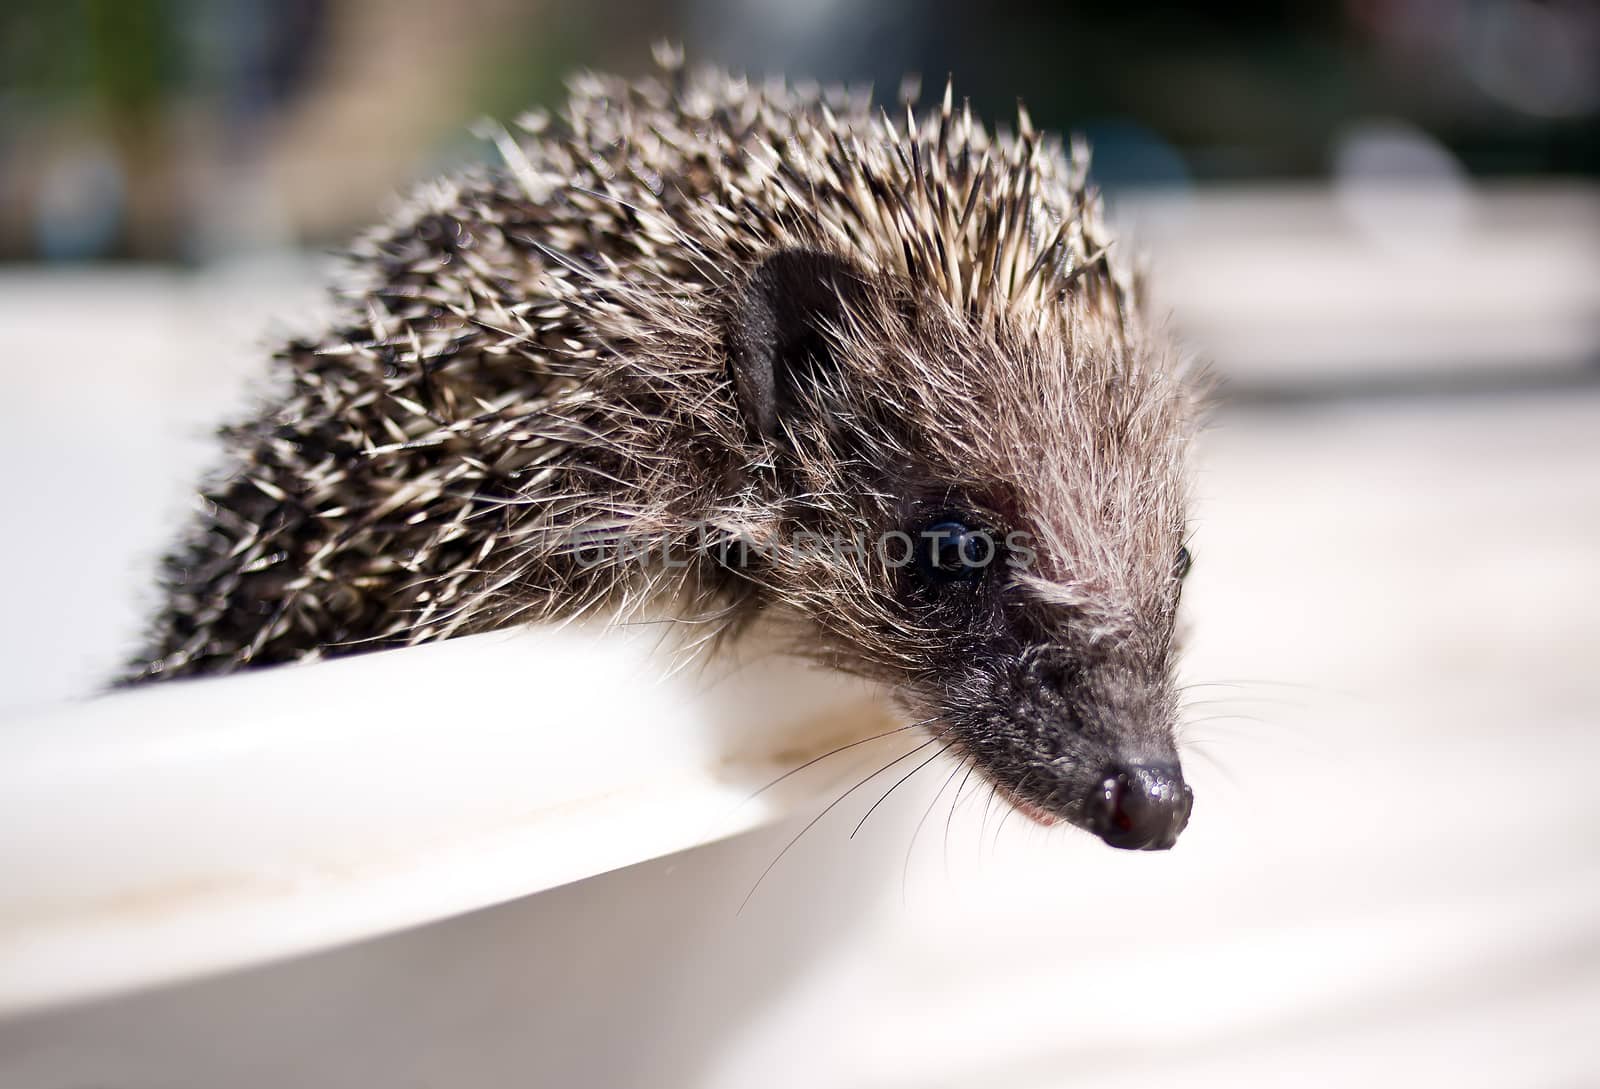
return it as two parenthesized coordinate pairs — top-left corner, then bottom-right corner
(725, 248), (869, 444)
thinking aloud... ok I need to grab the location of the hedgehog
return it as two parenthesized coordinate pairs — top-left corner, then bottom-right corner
(126, 48), (1204, 851)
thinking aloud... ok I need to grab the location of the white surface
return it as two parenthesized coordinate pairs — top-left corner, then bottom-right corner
(0, 626), (890, 1015)
(0, 257), (326, 715)
(1127, 183), (1600, 380)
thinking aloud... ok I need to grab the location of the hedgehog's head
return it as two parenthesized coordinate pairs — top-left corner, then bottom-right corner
(723, 247), (1197, 850)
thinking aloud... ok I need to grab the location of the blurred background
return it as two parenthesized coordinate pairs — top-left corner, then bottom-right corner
(2, 0), (1597, 260)
(1, 2), (1597, 1088)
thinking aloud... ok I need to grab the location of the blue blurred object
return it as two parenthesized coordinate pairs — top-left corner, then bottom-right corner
(1076, 119), (1192, 197)
(33, 143), (126, 260)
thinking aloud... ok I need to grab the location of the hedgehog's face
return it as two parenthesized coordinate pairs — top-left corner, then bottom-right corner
(725, 248), (1195, 850)
(881, 509), (1195, 851)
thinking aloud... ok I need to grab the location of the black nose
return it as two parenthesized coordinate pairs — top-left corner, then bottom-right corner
(1089, 763), (1193, 850)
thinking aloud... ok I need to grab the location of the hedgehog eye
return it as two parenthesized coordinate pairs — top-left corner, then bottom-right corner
(1174, 546), (1193, 581)
(914, 520), (996, 585)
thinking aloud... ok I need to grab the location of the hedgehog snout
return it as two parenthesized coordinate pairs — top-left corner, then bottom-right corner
(1085, 761), (1193, 851)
